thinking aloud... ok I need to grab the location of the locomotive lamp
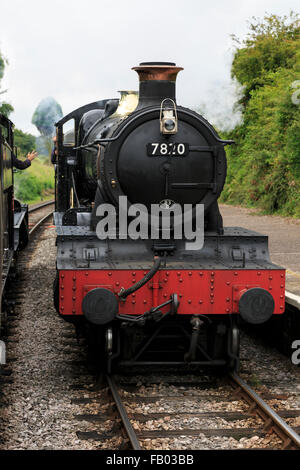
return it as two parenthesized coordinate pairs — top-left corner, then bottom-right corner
(160, 98), (178, 135)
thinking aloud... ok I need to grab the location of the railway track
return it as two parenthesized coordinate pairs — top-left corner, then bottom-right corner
(28, 199), (54, 214)
(28, 200), (54, 235)
(75, 371), (300, 450)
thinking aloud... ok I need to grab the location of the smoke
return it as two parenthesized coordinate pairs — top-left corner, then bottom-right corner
(32, 96), (63, 137)
(35, 135), (50, 156)
(192, 78), (244, 132)
(31, 96), (63, 159)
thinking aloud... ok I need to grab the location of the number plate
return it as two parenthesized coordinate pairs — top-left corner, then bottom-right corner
(147, 142), (189, 157)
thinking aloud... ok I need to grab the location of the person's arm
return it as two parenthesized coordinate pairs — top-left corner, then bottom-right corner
(12, 151), (37, 170)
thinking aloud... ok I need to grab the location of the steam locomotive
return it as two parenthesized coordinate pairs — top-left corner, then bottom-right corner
(53, 62), (285, 372)
(0, 113), (29, 362)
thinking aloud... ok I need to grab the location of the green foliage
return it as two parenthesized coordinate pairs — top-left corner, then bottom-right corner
(0, 102), (13, 117)
(0, 48), (14, 117)
(222, 13), (300, 217)
(14, 128), (36, 157)
(32, 97), (63, 137)
(231, 12), (300, 106)
(14, 159), (54, 204)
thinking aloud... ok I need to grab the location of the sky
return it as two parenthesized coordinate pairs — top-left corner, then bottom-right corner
(0, 0), (299, 135)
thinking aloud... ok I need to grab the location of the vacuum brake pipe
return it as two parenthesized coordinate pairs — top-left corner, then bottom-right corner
(118, 256), (161, 299)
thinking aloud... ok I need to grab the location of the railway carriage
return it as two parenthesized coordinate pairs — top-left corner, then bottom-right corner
(53, 63), (285, 372)
(0, 113), (29, 360)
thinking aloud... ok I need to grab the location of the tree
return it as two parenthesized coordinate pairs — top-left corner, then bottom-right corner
(231, 12), (300, 107)
(32, 97), (63, 161)
(0, 49), (14, 117)
(221, 12), (300, 217)
(14, 128), (36, 157)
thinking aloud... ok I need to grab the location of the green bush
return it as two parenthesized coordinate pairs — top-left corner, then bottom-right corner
(14, 158), (54, 204)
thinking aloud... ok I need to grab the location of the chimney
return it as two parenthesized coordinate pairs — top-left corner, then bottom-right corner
(132, 62), (183, 109)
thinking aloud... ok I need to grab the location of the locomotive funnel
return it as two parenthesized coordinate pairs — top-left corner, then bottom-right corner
(132, 62), (183, 109)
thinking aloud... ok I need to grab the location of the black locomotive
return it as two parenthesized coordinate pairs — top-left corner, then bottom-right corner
(53, 63), (285, 372)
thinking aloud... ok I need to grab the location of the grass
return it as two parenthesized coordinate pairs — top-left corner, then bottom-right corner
(14, 156), (55, 204)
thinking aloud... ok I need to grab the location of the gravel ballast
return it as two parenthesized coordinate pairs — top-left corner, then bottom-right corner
(0, 225), (299, 450)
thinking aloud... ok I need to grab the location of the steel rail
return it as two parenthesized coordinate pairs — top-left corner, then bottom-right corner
(28, 200), (54, 213)
(231, 372), (300, 450)
(29, 211), (53, 236)
(106, 375), (141, 450)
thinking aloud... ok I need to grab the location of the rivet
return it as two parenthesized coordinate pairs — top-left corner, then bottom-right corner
(85, 272), (89, 276)
(179, 279), (183, 283)
(166, 272), (169, 276)
(188, 299), (192, 304)
(211, 279), (214, 284)
(164, 278), (168, 282)
(108, 272), (112, 276)
(143, 300), (147, 304)
(226, 281), (230, 286)
(226, 297), (230, 302)
(179, 294), (183, 298)
(226, 308), (230, 313)
(132, 279), (136, 283)
(177, 272), (181, 276)
(60, 296), (64, 300)
(280, 285), (284, 288)
(61, 274), (65, 279)
(72, 297), (76, 301)
(72, 287), (76, 291)
(269, 286), (272, 290)
(132, 272), (136, 276)
(280, 295), (283, 299)
(280, 306), (283, 309)
(72, 276), (76, 281)
(132, 293), (136, 298)
(257, 272), (261, 276)
(199, 272), (203, 276)
(61, 307), (64, 311)
(164, 294), (167, 298)
(210, 293), (214, 297)
(280, 273), (284, 278)
(269, 276), (273, 280)
(210, 286), (214, 290)
(211, 300), (214, 304)
(116, 282), (120, 286)
(234, 272), (238, 276)
(72, 310), (76, 314)
(61, 286), (64, 290)
(199, 300), (203, 304)
(188, 272), (192, 276)
(132, 300), (136, 304)
(211, 272), (215, 276)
